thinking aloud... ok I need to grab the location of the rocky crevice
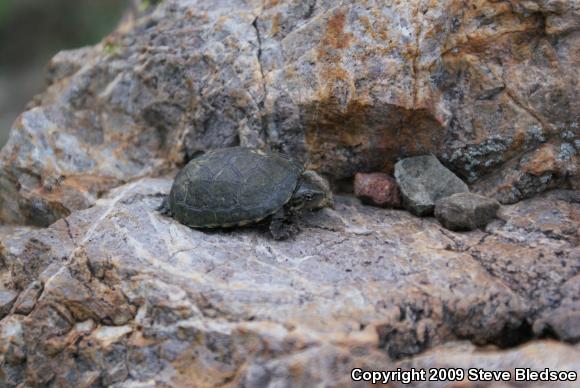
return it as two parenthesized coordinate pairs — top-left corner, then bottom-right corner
(252, 13), (269, 148)
(500, 72), (551, 134)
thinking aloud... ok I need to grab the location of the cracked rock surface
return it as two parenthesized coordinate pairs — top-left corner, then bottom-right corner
(0, 180), (578, 386)
(0, 0), (579, 386)
(0, 0), (578, 226)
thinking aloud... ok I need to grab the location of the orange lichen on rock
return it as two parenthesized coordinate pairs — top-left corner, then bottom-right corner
(264, 0), (280, 9)
(271, 13), (282, 36)
(315, 9), (356, 104)
(521, 144), (558, 176)
(320, 9), (353, 51)
(304, 99), (444, 177)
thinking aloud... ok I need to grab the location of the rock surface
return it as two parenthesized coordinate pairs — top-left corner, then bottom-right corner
(0, 179), (578, 386)
(354, 172), (401, 208)
(0, 0), (579, 226)
(0, 289), (18, 319)
(395, 155), (469, 216)
(0, 0), (579, 385)
(435, 192), (500, 231)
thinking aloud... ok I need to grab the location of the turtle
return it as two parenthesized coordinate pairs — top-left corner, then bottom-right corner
(158, 147), (333, 239)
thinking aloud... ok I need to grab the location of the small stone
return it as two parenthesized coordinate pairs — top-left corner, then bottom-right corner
(13, 281), (43, 315)
(394, 155), (469, 216)
(0, 289), (18, 319)
(435, 193), (500, 231)
(354, 172), (402, 208)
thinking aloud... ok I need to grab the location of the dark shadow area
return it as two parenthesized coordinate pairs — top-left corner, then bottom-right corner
(0, 0), (130, 147)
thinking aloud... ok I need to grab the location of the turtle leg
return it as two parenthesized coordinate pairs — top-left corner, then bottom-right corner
(157, 196), (173, 217)
(269, 208), (299, 240)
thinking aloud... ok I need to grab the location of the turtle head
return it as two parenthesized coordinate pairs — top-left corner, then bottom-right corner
(290, 170), (334, 211)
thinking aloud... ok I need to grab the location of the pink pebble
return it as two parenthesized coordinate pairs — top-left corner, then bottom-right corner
(354, 172), (402, 208)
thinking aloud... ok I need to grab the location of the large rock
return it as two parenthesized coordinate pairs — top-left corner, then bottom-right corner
(394, 155), (469, 216)
(0, 179), (578, 386)
(0, 0), (578, 226)
(0, 0), (579, 384)
(435, 192), (500, 231)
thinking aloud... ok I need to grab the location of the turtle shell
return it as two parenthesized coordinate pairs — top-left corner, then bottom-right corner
(167, 147), (304, 228)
